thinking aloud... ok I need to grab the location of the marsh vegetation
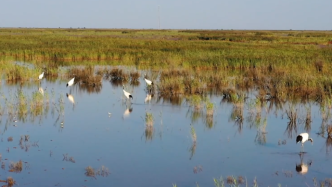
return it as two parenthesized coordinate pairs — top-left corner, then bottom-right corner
(0, 28), (331, 186)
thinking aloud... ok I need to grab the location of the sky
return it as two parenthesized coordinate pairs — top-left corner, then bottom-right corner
(1, 0), (332, 30)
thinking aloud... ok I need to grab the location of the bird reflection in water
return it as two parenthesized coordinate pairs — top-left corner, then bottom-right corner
(296, 153), (312, 175)
(38, 87), (44, 96)
(66, 93), (75, 105)
(123, 107), (133, 118)
(144, 94), (152, 103)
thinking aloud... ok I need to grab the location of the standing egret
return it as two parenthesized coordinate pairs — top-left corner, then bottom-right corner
(66, 77), (75, 87)
(38, 72), (44, 80)
(296, 132), (313, 152)
(144, 78), (153, 86)
(122, 86), (133, 100)
(144, 74), (153, 86)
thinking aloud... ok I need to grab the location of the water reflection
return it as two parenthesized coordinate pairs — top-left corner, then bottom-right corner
(39, 87), (44, 96)
(123, 107), (133, 118)
(77, 83), (102, 94)
(229, 104), (244, 133)
(285, 107), (298, 138)
(189, 142), (196, 160)
(144, 125), (154, 141)
(296, 153), (312, 175)
(66, 93), (75, 105)
(144, 94), (152, 103)
(325, 136), (332, 154)
(204, 115), (213, 129)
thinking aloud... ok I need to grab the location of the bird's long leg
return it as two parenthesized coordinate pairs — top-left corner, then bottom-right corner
(301, 143), (304, 153)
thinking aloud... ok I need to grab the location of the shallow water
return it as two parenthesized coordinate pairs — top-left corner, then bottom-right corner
(0, 75), (331, 187)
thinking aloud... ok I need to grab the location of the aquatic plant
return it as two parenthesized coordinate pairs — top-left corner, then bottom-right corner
(67, 66), (102, 87)
(9, 160), (23, 173)
(190, 126), (197, 143)
(6, 177), (15, 187)
(205, 99), (214, 116)
(285, 106), (298, 138)
(85, 166), (95, 178)
(96, 166), (110, 177)
(213, 176), (225, 187)
(145, 112), (154, 127)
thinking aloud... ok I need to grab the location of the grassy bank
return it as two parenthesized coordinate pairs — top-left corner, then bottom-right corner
(0, 28), (332, 101)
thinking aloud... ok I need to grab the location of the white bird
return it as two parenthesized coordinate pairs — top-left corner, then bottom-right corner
(122, 86), (133, 100)
(296, 133), (313, 151)
(38, 72), (44, 80)
(144, 74), (153, 86)
(66, 77), (75, 87)
(66, 93), (75, 104)
(108, 112), (112, 117)
(144, 78), (153, 86)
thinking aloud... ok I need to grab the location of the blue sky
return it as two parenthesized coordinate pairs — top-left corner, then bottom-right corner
(1, 0), (331, 30)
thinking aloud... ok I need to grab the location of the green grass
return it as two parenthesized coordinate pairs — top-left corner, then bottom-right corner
(0, 28), (332, 102)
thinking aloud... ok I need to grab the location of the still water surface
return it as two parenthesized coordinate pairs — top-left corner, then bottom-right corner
(0, 74), (331, 186)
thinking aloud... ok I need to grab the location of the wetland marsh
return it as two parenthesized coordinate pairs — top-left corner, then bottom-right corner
(0, 29), (331, 186)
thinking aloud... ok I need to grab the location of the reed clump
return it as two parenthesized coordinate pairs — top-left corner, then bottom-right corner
(68, 66), (102, 87)
(145, 112), (154, 141)
(96, 165), (110, 177)
(6, 177), (15, 187)
(108, 68), (129, 81)
(130, 71), (140, 85)
(9, 160), (23, 173)
(85, 166), (95, 178)
(327, 125), (332, 138)
(205, 99), (214, 116)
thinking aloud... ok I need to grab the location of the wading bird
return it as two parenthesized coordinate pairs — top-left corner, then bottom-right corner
(38, 72), (44, 80)
(122, 86), (133, 100)
(144, 77), (153, 86)
(296, 133), (313, 151)
(66, 77), (75, 87)
(144, 74), (153, 86)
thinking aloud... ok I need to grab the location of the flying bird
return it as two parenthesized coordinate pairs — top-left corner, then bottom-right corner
(66, 77), (75, 87)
